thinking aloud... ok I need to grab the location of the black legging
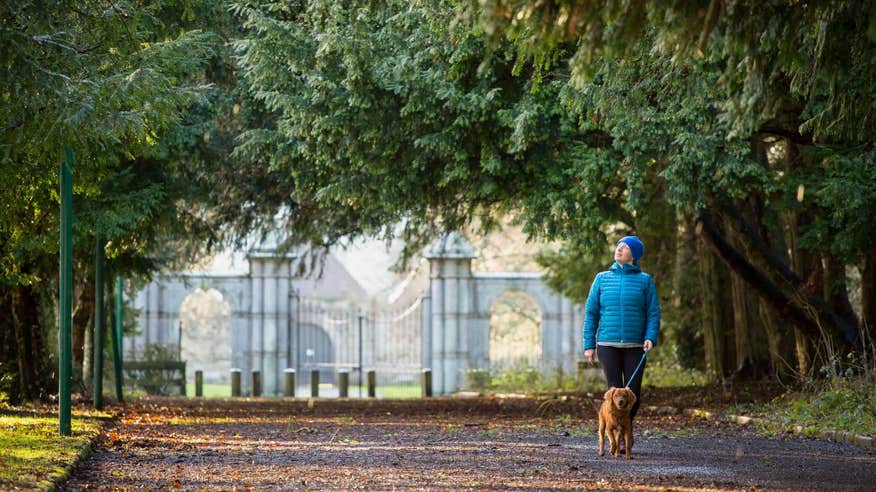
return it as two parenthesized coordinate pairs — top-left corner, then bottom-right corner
(597, 345), (647, 422)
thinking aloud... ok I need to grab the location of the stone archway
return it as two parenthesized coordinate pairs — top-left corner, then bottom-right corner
(427, 232), (584, 395)
(179, 288), (232, 384)
(488, 290), (542, 372)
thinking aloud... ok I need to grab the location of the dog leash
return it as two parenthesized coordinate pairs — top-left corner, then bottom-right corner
(625, 351), (648, 388)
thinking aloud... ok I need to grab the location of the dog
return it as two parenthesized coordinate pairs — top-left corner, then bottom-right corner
(598, 386), (637, 459)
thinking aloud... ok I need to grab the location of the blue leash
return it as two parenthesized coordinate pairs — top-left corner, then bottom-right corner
(625, 351), (648, 388)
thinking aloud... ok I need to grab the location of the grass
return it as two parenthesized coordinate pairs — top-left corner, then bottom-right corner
(185, 383), (231, 398)
(731, 375), (876, 437)
(462, 363), (710, 396)
(374, 384), (421, 398)
(0, 409), (109, 490)
(182, 382), (422, 398)
(642, 363), (709, 388)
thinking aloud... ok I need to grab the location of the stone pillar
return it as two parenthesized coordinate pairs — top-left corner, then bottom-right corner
(425, 232), (477, 395)
(540, 295), (560, 375)
(561, 296), (580, 375)
(230, 307), (251, 387)
(247, 247), (295, 396)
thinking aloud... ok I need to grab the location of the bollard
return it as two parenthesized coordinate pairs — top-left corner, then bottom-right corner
(284, 368), (296, 397)
(231, 368), (241, 397)
(421, 369), (432, 397)
(367, 370), (376, 398)
(195, 370), (203, 397)
(310, 369), (320, 397)
(338, 370), (349, 398)
(251, 370), (261, 397)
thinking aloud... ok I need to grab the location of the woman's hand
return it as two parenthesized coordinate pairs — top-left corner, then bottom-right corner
(643, 340), (653, 352)
(584, 349), (595, 363)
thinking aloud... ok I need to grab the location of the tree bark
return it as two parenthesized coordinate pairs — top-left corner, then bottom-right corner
(10, 287), (34, 401)
(696, 206), (859, 351)
(10, 285), (46, 402)
(823, 254), (859, 342)
(72, 274), (95, 391)
(757, 297), (795, 380)
(730, 271), (770, 379)
(671, 213), (705, 370)
(861, 249), (876, 347)
(697, 234), (734, 381)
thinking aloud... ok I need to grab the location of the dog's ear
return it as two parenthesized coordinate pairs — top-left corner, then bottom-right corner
(604, 387), (615, 400)
(625, 388), (637, 408)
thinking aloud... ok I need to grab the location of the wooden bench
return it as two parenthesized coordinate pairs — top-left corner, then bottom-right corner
(123, 360), (186, 396)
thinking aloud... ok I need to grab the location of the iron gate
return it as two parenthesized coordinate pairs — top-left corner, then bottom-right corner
(288, 291), (426, 394)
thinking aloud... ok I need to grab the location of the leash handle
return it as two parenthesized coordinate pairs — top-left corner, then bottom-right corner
(625, 351), (648, 388)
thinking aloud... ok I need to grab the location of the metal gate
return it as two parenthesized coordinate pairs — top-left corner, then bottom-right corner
(289, 291), (425, 395)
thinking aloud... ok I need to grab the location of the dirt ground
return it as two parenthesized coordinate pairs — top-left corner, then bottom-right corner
(62, 394), (875, 491)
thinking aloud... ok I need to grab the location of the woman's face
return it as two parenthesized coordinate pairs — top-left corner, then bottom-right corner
(614, 242), (633, 264)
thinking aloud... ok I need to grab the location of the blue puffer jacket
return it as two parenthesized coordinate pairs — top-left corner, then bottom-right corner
(583, 262), (660, 350)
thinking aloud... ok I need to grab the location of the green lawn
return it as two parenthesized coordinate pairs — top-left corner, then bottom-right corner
(374, 384), (421, 398)
(185, 383), (422, 398)
(0, 410), (108, 490)
(186, 383), (231, 398)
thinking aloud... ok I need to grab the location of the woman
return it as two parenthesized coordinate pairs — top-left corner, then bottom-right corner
(583, 236), (660, 433)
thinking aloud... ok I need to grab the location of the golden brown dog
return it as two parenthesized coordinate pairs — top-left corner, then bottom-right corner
(598, 386), (637, 459)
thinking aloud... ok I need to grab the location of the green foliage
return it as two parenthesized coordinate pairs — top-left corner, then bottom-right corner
(464, 368), (493, 393)
(464, 365), (604, 394)
(0, 0), (268, 403)
(124, 345), (184, 396)
(798, 145), (876, 262)
(740, 376), (876, 436)
(476, 1), (876, 142)
(0, 0), (237, 286)
(642, 363), (709, 388)
(231, 0), (629, 260)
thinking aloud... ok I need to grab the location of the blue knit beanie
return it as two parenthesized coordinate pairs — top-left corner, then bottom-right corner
(617, 236), (645, 263)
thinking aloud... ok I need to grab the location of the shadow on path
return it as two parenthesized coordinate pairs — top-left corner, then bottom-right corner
(62, 398), (876, 491)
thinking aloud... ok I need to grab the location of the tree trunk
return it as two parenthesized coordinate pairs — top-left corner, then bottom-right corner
(696, 206), (859, 353)
(823, 254), (859, 341)
(10, 285), (46, 402)
(671, 213), (705, 370)
(697, 234), (734, 381)
(861, 249), (876, 347)
(10, 288), (34, 401)
(753, 187), (797, 381)
(757, 298), (795, 380)
(83, 306), (93, 394)
(730, 272), (770, 379)
(72, 275), (95, 391)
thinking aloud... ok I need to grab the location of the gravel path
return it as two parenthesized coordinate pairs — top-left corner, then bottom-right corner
(62, 397), (876, 491)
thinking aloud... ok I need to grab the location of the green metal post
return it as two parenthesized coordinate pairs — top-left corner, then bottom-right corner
(284, 369), (296, 397)
(195, 370), (203, 397)
(310, 370), (319, 397)
(421, 369), (432, 398)
(111, 275), (124, 402)
(338, 370), (349, 398)
(230, 368), (241, 397)
(251, 370), (261, 397)
(367, 370), (376, 398)
(59, 147), (73, 436)
(93, 238), (106, 409)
